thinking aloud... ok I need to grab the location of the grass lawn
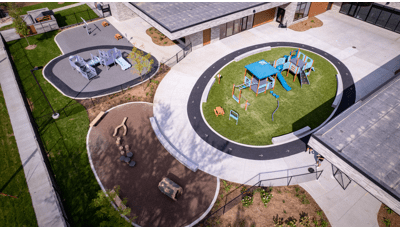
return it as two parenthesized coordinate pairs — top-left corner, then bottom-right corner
(6, 31), (127, 226)
(0, 24), (14, 31)
(54, 4), (99, 27)
(0, 87), (37, 227)
(203, 48), (337, 145)
(20, 2), (78, 15)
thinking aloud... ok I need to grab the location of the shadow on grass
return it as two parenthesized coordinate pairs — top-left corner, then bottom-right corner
(292, 97), (335, 131)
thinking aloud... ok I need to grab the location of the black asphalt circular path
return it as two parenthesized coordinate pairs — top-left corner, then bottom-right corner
(44, 45), (159, 98)
(187, 42), (356, 160)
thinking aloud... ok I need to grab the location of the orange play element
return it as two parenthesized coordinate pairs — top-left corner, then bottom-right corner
(102, 21), (109, 27)
(214, 106), (225, 117)
(217, 74), (221, 84)
(114, 33), (123, 40)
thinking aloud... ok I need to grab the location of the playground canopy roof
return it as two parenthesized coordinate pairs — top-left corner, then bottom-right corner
(245, 59), (279, 80)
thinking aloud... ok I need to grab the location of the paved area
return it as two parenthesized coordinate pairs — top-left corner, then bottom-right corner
(0, 28), (19, 42)
(153, 10), (400, 226)
(87, 102), (218, 227)
(52, 2), (86, 13)
(45, 19), (158, 99)
(106, 16), (182, 63)
(300, 160), (381, 227)
(0, 36), (66, 226)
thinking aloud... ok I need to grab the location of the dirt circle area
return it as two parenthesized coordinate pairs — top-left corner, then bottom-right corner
(87, 102), (218, 227)
(289, 17), (323, 32)
(146, 27), (177, 46)
(378, 203), (400, 227)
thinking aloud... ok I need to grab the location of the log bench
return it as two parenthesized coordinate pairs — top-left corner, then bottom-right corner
(89, 111), (105, 127)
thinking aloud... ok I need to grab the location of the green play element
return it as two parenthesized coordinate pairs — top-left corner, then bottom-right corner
(0, 87), (38, 227)
(204, 47), (337, 146)
(6, 31), (127, 226)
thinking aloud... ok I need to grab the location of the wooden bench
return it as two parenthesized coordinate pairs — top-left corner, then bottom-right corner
(114, 33), (123, 40)
(110, 189), (126, 210)
(102, 21), (109, 27)
(89, 111), (105, 127)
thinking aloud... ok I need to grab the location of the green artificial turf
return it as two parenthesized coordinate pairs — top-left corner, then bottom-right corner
(6, 31), (127, 226)
(0, 24), (14, 31)
(20, 2), (78, 15)
(203, 48), (337, 145)
(0, 87), (38, 227)
(54, 4), (99, 27)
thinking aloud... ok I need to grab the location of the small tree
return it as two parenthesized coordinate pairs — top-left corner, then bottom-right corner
(8, 2), (31, 47)
(128, 46), (154, 90)
(91, 185), (136, 227)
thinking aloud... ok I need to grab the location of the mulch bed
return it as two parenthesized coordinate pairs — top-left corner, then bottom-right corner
(289, 17), (323, 32)
(146, 27), (177, 46)
(87, 103), (218, 227)
(378, 203), (400, 227)
(199, 181), (330, 227)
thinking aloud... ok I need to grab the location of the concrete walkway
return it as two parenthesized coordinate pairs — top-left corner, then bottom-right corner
(106, 16), (183, 63)
(300, 160), (381, 227)
(52, 2), (86, 13)
(0, 37), (67, 226)
(153, 10), (400, 226)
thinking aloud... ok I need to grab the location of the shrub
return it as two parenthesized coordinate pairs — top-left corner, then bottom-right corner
(385, 206), (394, 214)
(383, 218), (391, 227)
(241, 195), (253, 207)
(259, 189), (273, 207)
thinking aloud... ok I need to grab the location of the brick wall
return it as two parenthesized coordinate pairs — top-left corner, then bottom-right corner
(331, 2), (342, 12)
(185, 31), (203, 50)
(210, 26), (220, 44)
(279, 2), (297, 27)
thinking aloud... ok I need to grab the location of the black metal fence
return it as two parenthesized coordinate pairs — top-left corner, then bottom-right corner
(201, 164), (323, 225)
(56, 6), (104, 29)
(163, 43), (192, 67)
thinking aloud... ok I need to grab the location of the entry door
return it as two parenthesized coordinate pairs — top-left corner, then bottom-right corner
(241, 17), (247, 31)
(276, 7), (285, 23)
(203, 28), (211, 46)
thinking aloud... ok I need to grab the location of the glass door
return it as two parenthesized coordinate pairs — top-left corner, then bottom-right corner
(241, 17), (247, 31)
(233, 19), (241, 34)
(226, 21), (233, 37)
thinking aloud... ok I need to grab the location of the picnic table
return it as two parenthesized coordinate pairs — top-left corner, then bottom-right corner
(214, 106), (225, 117)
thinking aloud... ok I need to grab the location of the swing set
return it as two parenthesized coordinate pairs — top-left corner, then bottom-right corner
(232, 84), (250, 111)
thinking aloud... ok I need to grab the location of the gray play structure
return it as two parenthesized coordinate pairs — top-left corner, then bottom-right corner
(69, 47), (131, 80)
(69, 55), (97, 80)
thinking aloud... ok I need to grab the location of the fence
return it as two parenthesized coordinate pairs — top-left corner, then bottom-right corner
(163, 43), (192, 68)
(201, 164), (323, 225)
(57, 7), (103, 29)
(332, 164), (352, 190)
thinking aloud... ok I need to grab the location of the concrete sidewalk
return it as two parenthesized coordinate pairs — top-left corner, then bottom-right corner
(0, 37), (67, 226)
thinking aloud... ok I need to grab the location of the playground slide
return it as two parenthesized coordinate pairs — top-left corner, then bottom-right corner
(276, 72), (292, 91)
(299, 70), (310, 87)
(115, 57), (132, 71)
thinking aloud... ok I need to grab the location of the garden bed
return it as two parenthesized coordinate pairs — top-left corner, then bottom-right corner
(199, 180), (330, 227)
(378, 203), (400, 227)
(146, 27), (177, 46)
(289, 17), (323, 32)
(202, 47), (337, 145)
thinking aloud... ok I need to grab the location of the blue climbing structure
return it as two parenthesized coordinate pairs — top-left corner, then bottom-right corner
(242, 59), (279, 96)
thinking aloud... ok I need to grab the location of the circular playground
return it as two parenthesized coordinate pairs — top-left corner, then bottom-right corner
(87, 102), (218, 227)
(187, 42), (355, 159)
(202, 47), (338, 146)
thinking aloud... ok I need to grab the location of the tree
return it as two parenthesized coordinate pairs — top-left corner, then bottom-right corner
(8, 2), (31, 47)
(91, 185), (136, 227)
(128, 46), (154, 90)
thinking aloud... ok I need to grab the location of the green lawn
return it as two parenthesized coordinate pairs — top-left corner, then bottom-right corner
(6, 31), (127, 226)
(0, 24), (14, 31)
(20, 2), (78, 15)
(54, 4), (99, 27)
(203, 48), (337, 145)
(0, 87), (37, 227)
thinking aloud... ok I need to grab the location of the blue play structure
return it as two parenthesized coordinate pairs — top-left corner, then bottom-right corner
(276, 72), (291, 91)
(274, 48), (315, 88)
(69, 55), (97, 80)
(269, 90), (279, 99)
(113, 48), (132, 71)
(242, 59), (279, 96)
(229, 110), (239, 125)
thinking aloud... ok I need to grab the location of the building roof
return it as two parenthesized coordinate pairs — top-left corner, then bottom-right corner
(245, 60), (279, 79)
(311, 74), (400, 207)
(130, 2), (266, 33)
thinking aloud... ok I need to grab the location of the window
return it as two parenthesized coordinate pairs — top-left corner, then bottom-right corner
(385, 13), (400, 31)
(294, 2), (311, 21)
(355, 4), (372, 21)
(376, 10), (391, 27)
(366, 7), (382, 24)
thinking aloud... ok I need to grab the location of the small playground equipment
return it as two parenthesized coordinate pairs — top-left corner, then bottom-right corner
(278, 48), (315, 88)
(81, 17), (91, 36)
(97, 47), (131, 71)
(232, 84), (250, 111)
(214, 106), (225, 117)
(69, 55), (97, 80)
(217, 74), (222, 84)
(269, 90), (279, 99)
(158, 177), (183, 201)
(243, 59), (284, 95)
(229, 110), (239, 125)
